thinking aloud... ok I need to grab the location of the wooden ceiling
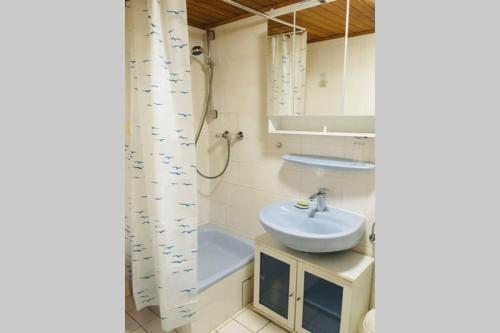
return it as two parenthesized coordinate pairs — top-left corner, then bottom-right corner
(186, 0), (375, 43)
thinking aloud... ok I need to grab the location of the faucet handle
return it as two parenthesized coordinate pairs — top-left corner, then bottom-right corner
(309, 187), (329, 200)
(318, 187), (329, 194)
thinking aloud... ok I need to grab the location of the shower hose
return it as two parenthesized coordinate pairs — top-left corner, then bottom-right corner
(194, 60), (231, 180)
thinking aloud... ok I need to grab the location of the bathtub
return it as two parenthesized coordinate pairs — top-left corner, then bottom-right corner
(198, 224), (254, 292)
(178, 224), (255, 333)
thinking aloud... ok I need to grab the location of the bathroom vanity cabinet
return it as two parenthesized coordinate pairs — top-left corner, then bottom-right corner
(253, 233), (374, 333)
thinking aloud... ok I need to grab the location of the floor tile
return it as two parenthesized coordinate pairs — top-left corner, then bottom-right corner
(125, 277), (132, 297)
(128, 307), (157, 325)
(131, 328), (147, 333)
(125, 313), (139, 332)
(217, 319), (253, 333)
(148, 305), (160, 317)
(231, 306), (250, 319)
(258, 322), (288, 333)
(234, 308), (269, 332)
(141, 318), (178, 333)
(215, 316), (238, 332)
(126, 295), (136, 312)
(142, 318), (163, 333)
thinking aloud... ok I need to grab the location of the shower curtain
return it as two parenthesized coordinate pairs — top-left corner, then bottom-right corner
(125, 0), (198, 330)
(267, 31), (307, 116)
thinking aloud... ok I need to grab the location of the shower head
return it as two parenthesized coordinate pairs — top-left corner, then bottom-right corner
(191, 46), (204, 56)
(190, 45), (214, 67)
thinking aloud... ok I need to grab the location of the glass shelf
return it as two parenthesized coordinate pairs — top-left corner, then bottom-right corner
(282, 154), (375, 170)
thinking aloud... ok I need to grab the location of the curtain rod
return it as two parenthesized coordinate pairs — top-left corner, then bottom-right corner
(266, 0), (336, 18)
(221, 0), (307, 32)
(268, 30), (306, 37)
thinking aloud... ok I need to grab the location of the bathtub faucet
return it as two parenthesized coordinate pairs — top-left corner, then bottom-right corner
(308, 187), (328, 218)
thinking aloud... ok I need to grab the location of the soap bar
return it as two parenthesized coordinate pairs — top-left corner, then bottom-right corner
(295, 199), (310, 209)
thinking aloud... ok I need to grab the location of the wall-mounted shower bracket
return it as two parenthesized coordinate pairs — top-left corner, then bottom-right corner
(209, 109), (218, 119)
(207, 30), (215, 41)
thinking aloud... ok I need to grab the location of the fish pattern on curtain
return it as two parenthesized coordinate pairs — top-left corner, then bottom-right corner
(125, 0), (198, 330)
(267, 32), (307, 116)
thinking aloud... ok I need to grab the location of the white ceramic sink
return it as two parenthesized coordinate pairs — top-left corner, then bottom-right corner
(259, 200), (365, 253)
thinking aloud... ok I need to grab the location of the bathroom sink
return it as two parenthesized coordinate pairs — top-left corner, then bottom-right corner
(259, 200), (365, 253)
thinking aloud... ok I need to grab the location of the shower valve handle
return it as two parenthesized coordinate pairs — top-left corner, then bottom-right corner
(215, 131), (244, 141)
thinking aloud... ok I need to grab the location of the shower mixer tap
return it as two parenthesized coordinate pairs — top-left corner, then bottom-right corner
(215, 131), (244, 141)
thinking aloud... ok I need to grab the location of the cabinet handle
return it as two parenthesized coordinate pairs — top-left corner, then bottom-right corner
(289, 293), (294, 297)
(297, 297), (301, 301)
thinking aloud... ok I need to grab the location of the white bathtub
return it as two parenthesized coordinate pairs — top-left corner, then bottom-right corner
(178, 224), (255, 333)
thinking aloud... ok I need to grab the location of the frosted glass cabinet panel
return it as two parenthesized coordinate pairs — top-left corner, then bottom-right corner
(295, 263), (350, 333)
(301, 272), (343, 333)
(259, 253), (290, 318)
(254, 246), (297, 329)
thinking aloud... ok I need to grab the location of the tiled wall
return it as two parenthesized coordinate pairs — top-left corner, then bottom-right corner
(190, 16), (375, 308)
(189, 26), (211, 226)
(306, 33), (375, 116)
(191, 17), (376, 258)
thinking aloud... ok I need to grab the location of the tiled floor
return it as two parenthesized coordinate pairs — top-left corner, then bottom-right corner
(125, 295), (178, 333)
(211, 306), (288, 333)
(126, 295), (287, 333)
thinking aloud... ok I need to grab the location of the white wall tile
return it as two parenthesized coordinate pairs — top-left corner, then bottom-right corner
(195, 16), (375, 258)
(210, 201), (227, 227)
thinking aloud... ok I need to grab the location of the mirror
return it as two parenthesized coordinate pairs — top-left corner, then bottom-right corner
(266, 16), (304, 116)
(344, 0), (375, 116)
(266, 0), (375, 118)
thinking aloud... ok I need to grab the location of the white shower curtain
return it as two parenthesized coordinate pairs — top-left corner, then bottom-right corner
(267, 32), (307, 116)
(125, 0), (198, 330)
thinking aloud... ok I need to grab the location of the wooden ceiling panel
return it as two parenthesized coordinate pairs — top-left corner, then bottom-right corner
(186, 0), (375, 43)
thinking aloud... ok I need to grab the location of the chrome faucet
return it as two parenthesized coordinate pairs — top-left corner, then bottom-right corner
(308, 187), (329, 218)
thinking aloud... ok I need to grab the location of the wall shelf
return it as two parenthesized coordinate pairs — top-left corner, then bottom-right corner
(268, 117), (375, 138)
(282, 154), (375, 170)
(270, 129), (375, 138)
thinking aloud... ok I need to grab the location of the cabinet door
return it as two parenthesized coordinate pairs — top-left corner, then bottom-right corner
(254, 245), (297, 329)
(295, 263), (351, 333)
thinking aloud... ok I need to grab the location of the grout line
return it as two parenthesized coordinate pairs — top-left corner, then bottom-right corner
(233, 319), (257, 333)
(215, 317), (236, 331)
(126, 312), (142, 332)
(139, 316), (157, 328)
(256, 321), (271, 333)
(233, 308), (270, 333)
(233, 318), (256, 332)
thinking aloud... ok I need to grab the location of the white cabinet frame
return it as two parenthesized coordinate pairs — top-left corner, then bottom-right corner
(253, 233), (374, 333)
